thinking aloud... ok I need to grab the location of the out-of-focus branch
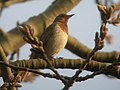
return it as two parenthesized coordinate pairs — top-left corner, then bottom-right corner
(66, 36), (120, 63)
(0, 0), (32, 8)
(0, 0), (81, 55)
(0, 0), (32, 15)
(114, 3), (120, 11)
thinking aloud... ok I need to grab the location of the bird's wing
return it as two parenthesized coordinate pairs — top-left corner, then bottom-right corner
(39, 23), (57, 45)
(30, 23), (59, 59)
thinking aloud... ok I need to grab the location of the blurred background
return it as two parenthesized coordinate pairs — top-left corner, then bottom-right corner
(0, 0), (120, 90)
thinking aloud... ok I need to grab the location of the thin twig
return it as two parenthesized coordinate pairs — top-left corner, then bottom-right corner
(62, 3), (115, 90)
(17, 23), (67, 84)
(0, 46), (15, 90)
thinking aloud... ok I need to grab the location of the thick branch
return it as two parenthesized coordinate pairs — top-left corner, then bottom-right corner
(0, 58), (117, 79)
(0, 0), (31, 8)
(1, 61), (119, 83)
(66, 36), (120, 63)
(0, 0), (81, 55)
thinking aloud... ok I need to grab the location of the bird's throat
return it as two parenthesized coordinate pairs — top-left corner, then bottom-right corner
(57, 22), (68, 34)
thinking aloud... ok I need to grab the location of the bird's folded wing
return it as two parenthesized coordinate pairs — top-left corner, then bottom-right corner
(39, 23), (58, 45)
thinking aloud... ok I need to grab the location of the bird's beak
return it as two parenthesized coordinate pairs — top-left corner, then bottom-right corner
(68, 14), (74, 18)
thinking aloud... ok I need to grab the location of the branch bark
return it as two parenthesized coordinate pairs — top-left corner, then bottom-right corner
(0, 0), (31, 8)
(0, 58), (117, 79)
(66, 36), (120, 63)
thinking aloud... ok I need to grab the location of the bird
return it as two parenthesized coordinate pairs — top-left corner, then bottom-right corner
(30, 14), (74, 59)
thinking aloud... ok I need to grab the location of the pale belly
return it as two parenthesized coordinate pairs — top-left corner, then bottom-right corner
(44, 29), (68, 57)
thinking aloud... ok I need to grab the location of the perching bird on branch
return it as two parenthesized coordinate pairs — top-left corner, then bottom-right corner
(30, 14), (74, 59)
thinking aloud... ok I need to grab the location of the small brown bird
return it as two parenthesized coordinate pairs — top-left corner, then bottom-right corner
(30, 14), (74, 59)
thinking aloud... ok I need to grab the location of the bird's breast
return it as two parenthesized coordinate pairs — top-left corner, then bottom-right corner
(44, 24), (68, 57)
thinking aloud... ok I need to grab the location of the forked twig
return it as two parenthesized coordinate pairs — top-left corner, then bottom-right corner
(62, 3), (120, 90)
(17, 22), (67, 84)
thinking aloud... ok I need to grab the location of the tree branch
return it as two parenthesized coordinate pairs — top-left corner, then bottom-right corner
(0, 46), (15, 90)
(1, 60), (119, 83)
(66, 35), (120, 63)
(0, 0), (32, 8)
(0, 58), (118, 79)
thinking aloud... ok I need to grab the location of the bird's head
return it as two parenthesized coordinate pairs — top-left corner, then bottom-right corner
(53, 14), (74, 23)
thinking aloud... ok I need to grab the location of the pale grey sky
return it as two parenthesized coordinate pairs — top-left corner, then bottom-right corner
(0, 0), (120, 90)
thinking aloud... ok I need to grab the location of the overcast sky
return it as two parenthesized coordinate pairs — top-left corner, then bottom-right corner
(0, 0), (120, 90)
